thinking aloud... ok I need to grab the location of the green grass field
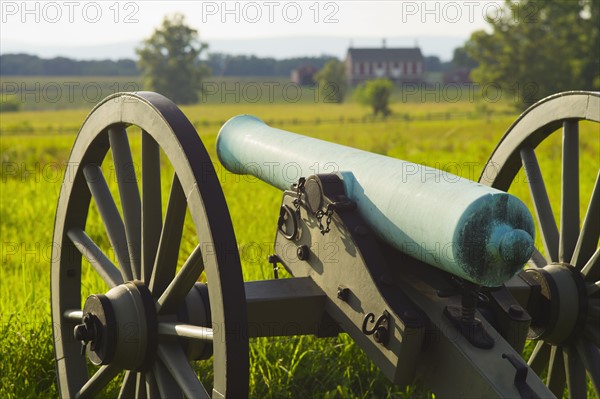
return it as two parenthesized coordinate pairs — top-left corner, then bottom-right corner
(1, 83), (598, 398)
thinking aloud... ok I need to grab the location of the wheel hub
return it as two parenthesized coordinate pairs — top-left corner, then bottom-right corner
(525, 263), (588, 345)
(74, 281), (158, 370)
(178, 282), (213, 360)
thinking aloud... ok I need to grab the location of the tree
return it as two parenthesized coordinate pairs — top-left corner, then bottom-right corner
(136, 14), (210, 104)
(465, 0), (599, 108)
(451, 47), (478, 69)
(354, 78), (394, 116)
(313, 59), (347, 103)
(425, 56), (442, 72)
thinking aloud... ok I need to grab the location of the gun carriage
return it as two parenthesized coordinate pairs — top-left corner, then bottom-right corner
(51, 91), (599, 398)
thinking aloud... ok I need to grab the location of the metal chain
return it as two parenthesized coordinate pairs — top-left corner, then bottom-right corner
(293, 177), (335, 235)
(316, 203), (335, 235)
(293, 177), (306, 217)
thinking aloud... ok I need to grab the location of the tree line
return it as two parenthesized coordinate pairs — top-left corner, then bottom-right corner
(0, 53), (139, 76)
(207, 54), (335, 76)
(0, 52), (336, 78)
(0, 51), (456, 78)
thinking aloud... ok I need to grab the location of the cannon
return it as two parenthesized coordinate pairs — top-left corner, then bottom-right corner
(51, 91), (599, 398)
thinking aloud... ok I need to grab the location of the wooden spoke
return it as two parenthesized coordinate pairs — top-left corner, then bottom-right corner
(528, 341), (551, 374)
(153, 360), (183, 398)
(157, 343), (210, 399)
(109, 126), (142, 280)
(75, 364), (120, 399)
(158, 322), (214, 342)
(144, 369), (160, 399)
(135, 373), (146, 398)
(67, 227), (123, 288)
(547, 345), (566, 397)
(520, 147), (560, 262)
(576, 339), (600, 395)
(149, 174), (187, 297)
(572, 170), (600, 269)
(142, 131), (162, 283)
(117, 371), (136, 399)
(559, 120), (580, 264)
(582, 248), (600, 281)
(157, 244), (204, 314)
(589, 303), (600, 320)
(563, 346), (587, 399)
(528, 250), (548, 269)
(586, 324), (600, 348)
(83, 164), (133, 281)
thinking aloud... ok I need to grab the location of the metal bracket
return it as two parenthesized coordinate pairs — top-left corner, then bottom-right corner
(277, 205), (298, 240)
(362, 310), (390, 346)
(268, 254), (282, 279)
(274, 173), (425, 385)
(74, 313), (101, 356)
(502, 353), (543, 399)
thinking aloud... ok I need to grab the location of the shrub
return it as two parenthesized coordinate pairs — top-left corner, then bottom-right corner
(354, 79), (394, 116)
(0, 96), (22, 113)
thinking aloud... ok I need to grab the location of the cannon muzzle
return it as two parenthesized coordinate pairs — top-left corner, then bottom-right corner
(216, 115), (535, 287)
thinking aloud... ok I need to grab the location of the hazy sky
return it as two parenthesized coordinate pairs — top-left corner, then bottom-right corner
(2, 1), (497, 45)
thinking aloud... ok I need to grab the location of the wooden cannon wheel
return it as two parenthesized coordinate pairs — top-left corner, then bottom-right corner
(480, 91), (600, 398)
(51, 92), (248, 398)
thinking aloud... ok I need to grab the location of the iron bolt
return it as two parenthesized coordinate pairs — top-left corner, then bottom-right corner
(296, 245), (309, 261)
(508, 304), (524, 317)
(337, 286), (350, 301)
(373, 326), (389, 344)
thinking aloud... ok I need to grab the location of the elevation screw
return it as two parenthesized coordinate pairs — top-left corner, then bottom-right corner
(297, 245), (309, 261)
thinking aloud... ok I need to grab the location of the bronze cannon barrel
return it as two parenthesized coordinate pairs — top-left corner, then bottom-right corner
(216, 115), (535, 287)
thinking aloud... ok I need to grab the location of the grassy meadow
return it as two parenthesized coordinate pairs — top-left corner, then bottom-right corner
(1, 79), (598, 398)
